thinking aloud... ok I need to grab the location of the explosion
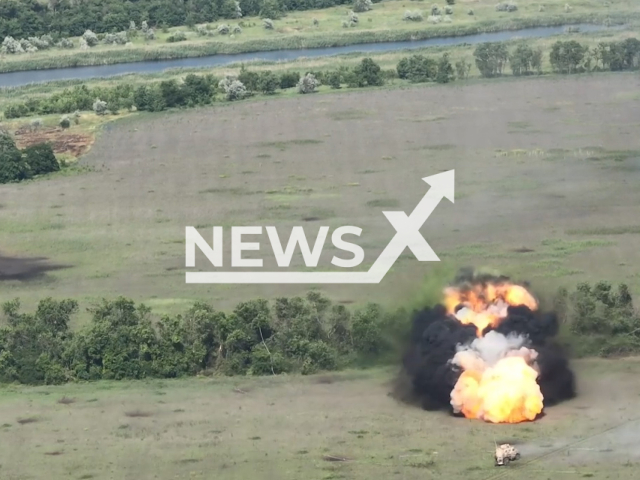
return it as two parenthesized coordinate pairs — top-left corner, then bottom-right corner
(396, 269), (576, 424)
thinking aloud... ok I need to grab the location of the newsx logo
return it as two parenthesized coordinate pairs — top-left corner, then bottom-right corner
(185, 170), (454, 284)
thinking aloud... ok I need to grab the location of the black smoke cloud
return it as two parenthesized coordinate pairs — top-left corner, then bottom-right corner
(394, 269), (576, 415)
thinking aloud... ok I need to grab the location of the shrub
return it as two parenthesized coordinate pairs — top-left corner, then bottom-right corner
(326, 71), (342, 89)
(263, 19), (274, 30)
(428, 15), (442, 23)
(29, 118), (43, 131)
(550, 40), (588, 73)
(257, 71), (279, 94)
(495, 2), (518, 12)
(435, 53), (455, 83)
(403, 10), (424, 21)
(22, 143), (59, 176)
(145, 29), (156, 40)
(167, 31), (187, 42)
(455, 59), (471, 79)
(93, 98), (108, 115)
(1, 36), (24, 54)
(56, 38), (74, 49)
(219, 77), (248, 100)
(297, 73), (320, 93)
(445, 5), (453, 14)
(197, 25), (210, 36)
(351, 57), (384, 87)
(353, 0), (373, 12)
(59, 116), (71, 129)
(468, 8), (474, 15)
(313, 18), (319, 26)
(397, 54), (438, 82)
(217, 24), (230, 35)
(141, 21), (149, 33)
(431, 4), (441, 15)
(279, 71), (300, 89)
(82, 30), (99, 47)
(233, 25), (242, 34)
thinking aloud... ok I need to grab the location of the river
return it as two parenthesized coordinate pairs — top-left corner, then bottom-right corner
(0, 24), (616, 89)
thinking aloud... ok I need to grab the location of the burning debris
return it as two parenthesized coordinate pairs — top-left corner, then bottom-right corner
(397, 269), (576, 424)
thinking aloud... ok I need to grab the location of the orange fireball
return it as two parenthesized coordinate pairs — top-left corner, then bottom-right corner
(445, 280), (544, 424)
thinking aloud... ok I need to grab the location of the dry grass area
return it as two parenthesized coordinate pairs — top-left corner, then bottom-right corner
(1, 359), (640, 479)
(1, 73), (640, 318)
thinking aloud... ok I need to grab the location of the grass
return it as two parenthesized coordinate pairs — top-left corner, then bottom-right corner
(1, 360), (640, 479)
(0, 0), (636, 74)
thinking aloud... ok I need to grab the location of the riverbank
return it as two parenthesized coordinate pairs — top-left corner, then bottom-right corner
(0, 0), (635, 75)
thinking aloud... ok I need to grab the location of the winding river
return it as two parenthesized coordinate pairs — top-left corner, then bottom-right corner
(0, 24), (617, 89)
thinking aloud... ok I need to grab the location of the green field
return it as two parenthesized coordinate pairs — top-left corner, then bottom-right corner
(1, 0), (638, 73)
(2, 72), (640, 318)
(2, 359), (640, 479)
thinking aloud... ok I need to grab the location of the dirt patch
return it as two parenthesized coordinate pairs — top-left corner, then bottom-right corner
(14, 125), (94, 158)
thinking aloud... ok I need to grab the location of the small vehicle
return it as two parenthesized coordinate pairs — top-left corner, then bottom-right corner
(494, 443), (520, 466)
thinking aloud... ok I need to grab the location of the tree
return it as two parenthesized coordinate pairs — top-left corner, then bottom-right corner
(474, 42), (509, 77)
(0, 130), (31, 183)
(455, 59), (471, 79)
(352, 58), (384, 87)
(510, 44), (535, 76)
(550, 40), (588, 74)
(297, 73), (320, 94)
(260, 0), (284, 19)
(435, 53), (455, 83)
(257, 71), (279, 94)
(22, 143), (59, 176)
(397, 54), (438, 82)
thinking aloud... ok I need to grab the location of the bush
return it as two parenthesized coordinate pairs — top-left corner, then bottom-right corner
(397, 54), (438, 82)
(353, 0), (373, 12)
(56, 38), (74, 49)
(219, 77), (248, 100)
(495, 2), (518, 12)
(403, 10), (424, 21)
(431, 4), (441, 15)
(435, 53), (455, 83)
(145, 29), (156, 40)
(82, 30), (99, 47)
(217, 24), (230, 35)
(279, 71), (300, 89)
(351, 57), (384, 87)
(263, 19), (274, 30)
(93, 98), (108, 115)
(445, 5), (453, 14)
(325, 71), (342, 89)
(455, 59), (471, 79)
(550, 40), (588, 73)
(257, 71), (279, 94)
(167, 31), (187, 42)
(59, 116), (71, 129)
(22, 143), (59, 176)
(297, 73), (320, 93)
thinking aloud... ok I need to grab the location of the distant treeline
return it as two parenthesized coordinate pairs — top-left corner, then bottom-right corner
(4, 37), (640, 121)
(0, 0), (357, 39)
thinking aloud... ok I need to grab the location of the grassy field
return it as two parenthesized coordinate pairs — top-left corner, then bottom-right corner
(0, 0), (638, 73)
(1, 358), (640, 479)
(1, 72), (640, 320)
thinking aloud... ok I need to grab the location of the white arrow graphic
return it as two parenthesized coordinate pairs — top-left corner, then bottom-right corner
(186, 170), (454, 284)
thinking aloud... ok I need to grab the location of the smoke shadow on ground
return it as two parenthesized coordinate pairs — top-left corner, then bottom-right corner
(0, 253), (71, 281)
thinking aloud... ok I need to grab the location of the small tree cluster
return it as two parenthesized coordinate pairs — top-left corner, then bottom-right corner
(510, 44), (543, 75)
(473, 42), (509, 77)
(103, 32), (128, 45)
(260, 0), (284, 20)
(549, 40), (589, 73)
(0, 131), (59, 184)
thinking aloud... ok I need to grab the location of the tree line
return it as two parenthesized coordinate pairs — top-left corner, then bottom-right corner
(4, 36), (640, 122)
(0, 292), (400, 385)
(0, 0), (358, 39)
(0, 280), (638, 385)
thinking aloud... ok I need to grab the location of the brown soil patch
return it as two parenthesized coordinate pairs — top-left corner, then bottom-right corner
(14, 125), (93, 158)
